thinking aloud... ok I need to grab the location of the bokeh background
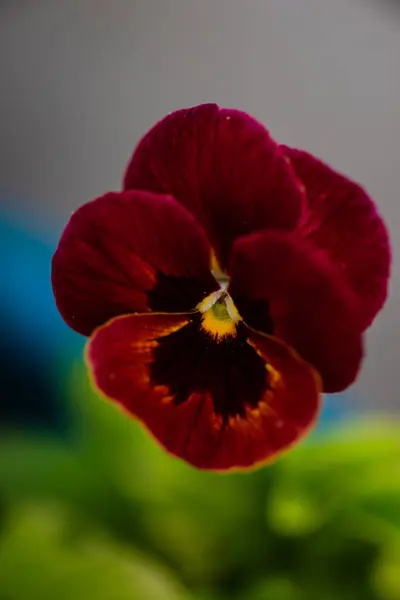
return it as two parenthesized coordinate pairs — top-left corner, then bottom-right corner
(1, 1), (399, 599)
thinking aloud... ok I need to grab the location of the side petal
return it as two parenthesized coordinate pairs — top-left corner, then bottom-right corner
(283, 146), (391, 329)
(124, 104), (305, 270)
(52, 190), (218, 335)
(229, 230), (363, 393)
(87, 312), (321, 471)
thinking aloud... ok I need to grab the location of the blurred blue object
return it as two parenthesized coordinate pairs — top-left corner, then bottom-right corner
(1, 217), (80, 354)
(318, 391), (356, 432)
(0, 203), (82, 432)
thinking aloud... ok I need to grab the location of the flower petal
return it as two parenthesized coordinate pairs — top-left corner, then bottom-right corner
(124, 104), (305, 270)
(87, 312), (321, 471)
(229, 230), (363, 393)
(283, 146), (391, 329)
(52, 190), (218, 335)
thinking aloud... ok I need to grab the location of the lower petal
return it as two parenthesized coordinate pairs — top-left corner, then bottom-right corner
(229, 230), (363, 393)
(87, 312), (321, 471)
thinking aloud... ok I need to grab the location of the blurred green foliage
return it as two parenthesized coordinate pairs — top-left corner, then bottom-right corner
(0, 363), (398, 600)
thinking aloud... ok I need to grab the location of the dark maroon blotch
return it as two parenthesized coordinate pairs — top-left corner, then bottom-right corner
(150, 313), (269, 421)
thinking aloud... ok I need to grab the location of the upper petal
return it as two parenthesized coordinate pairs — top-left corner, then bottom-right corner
(124, 104), (305, 270)
(283, 146), (391, 329)
(87, 312), (321, 471)
(229, 230), (363, 393)
(52, 190), (218, 336)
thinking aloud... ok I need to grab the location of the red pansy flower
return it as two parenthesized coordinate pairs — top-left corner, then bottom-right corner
(52, 104), (390, 471)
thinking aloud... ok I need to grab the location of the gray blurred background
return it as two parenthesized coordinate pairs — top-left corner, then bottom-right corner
(1, 0), (399, 409)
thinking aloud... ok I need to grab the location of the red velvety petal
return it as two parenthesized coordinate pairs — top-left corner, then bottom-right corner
(229, 231), (363, 393)
(87, 312), (321, 471)
(283, 146), (391, 329)
(52, 190), (218, 336)
(124, 104), (305, 270)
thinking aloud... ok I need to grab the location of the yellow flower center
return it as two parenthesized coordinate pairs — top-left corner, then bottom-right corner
(197, 290), (241, 340)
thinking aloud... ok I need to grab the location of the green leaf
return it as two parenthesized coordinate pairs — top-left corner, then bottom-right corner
(0, 504), (193, 600)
